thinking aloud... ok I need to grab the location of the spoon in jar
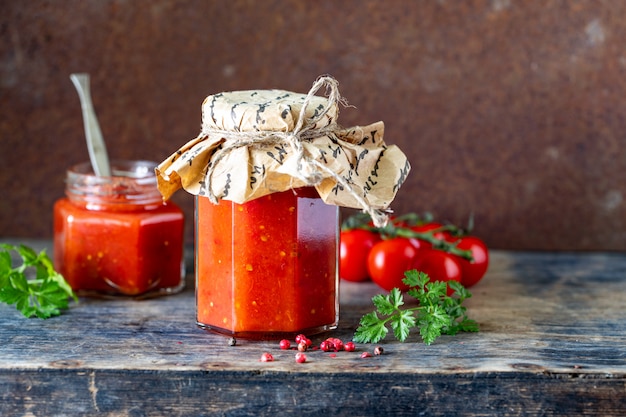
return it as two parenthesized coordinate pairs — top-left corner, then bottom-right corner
(70, 73), (111, 177)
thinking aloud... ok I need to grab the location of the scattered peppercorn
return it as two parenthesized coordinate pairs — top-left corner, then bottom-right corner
(320, 340), (333, 352)
(374, 346), (384, 355)
(328, 338), (343, 351)
(228, 337), (237, 347)
(263, 335), (365, 364)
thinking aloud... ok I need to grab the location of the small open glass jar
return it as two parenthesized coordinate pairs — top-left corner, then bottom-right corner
(195, 187), (339, 339)
(53, 160), (185, 297)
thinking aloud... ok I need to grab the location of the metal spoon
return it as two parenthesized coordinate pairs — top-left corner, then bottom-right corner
(70, 73), (111, 176)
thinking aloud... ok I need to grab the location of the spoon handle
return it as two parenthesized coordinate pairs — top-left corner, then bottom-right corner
(70, 73), (111, 177)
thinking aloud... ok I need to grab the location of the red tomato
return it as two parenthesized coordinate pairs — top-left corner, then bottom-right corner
(367, 238), (418, 292)
(410, 249), (462, 296)
(453, 236), (489, 287)
(407, 235), (433, 251)
(340, 229), (380, 282)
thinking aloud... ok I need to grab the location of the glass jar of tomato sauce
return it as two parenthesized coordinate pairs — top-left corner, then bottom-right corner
(53, 160), (185, 297)
(195, 187), (339, 339)
(156, 80), (409, 339)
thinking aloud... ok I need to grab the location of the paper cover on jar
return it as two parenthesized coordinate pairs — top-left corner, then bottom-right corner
(155, 76), (410, 225)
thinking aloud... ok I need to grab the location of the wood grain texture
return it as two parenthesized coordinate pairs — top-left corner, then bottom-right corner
(1, 240), (625, 415)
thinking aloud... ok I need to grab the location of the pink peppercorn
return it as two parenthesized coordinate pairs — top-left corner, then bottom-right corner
(320, 340), (333, 352)
(295, 352), (307, 363)
(279, 339), (291, 350)
(260, 352), (274, 362)
(328, 338), (343, 351)
(344, 341), (356, 352)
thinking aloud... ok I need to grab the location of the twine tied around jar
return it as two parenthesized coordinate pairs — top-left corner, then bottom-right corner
(199, 75), (390, 227)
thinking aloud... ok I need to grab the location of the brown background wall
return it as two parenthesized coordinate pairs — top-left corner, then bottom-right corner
(2, 0), (626, 251)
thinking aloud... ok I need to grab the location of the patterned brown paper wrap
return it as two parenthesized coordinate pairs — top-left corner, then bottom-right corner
(155, 76), (410, 225)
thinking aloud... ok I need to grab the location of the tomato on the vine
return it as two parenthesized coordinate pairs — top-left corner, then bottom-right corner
(340, 229), (380, 282)
(341, 212), (489, 292)
(367, 238), (417, 292)
(407, 237), (432, 251)
(410, 249), (462, 296)
(453, 236), (489, 287)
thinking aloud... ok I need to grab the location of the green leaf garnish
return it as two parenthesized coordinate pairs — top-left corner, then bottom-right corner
(353, 270), (479, 345)
(0, 244), (77, 318)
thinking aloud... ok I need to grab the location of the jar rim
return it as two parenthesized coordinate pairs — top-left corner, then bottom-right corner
(66, 160), (162, 204)
(69, 159), (156, 179)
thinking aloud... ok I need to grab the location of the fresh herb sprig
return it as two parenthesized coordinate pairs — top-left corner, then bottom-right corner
(0, 244), (77, 318)
(354, 270), (479, 345)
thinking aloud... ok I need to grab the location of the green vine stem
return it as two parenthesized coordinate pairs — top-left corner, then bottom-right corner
(342, 212), (474, 261)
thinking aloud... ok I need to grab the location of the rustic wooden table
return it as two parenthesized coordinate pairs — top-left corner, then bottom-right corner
(1, 240), (625, 416)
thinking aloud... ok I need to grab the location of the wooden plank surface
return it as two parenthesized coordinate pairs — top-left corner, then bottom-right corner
(1, 240), (625, 416)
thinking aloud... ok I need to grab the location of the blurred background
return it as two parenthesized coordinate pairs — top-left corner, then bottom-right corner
(2, 0), (626, 251)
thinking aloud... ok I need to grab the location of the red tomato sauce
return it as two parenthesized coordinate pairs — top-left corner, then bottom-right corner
(54, 198), (184, 296)
(195, 187), (338, 338)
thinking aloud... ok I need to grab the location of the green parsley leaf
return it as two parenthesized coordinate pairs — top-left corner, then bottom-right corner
(353, 269), (479, 345)
(354, 311), (389, 343)
(371, 294), (393, 315)
(0, 244), (77, 319)
(402, 269), (429, 289)
(390, 309), (415, 342)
